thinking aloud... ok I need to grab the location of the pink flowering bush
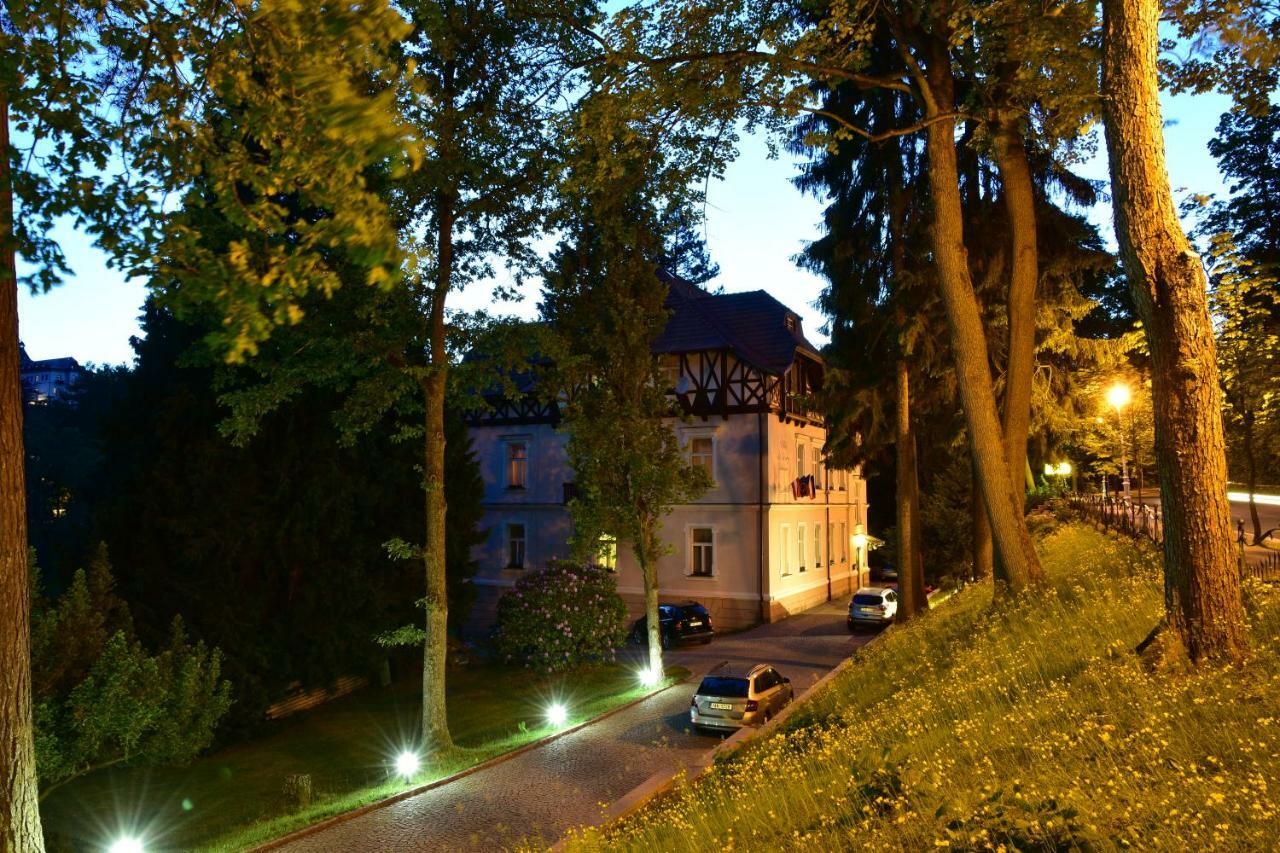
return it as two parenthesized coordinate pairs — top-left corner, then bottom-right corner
(494, 561), (628, 673)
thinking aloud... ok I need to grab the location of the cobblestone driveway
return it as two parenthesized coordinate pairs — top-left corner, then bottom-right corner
(278, 597), (871, 852)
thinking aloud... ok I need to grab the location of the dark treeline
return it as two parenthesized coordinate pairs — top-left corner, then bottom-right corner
(23, 302), (484, 731)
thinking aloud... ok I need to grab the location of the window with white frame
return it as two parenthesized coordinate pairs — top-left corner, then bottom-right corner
(596, 534), (618, 571)
(689, 436), (715, 482)
(812, 446), (823, 489)
(507, 523), (526, 569)
(505, 441), (528, 490)
(815, 524), (823, 568)
(840, 522), (848, 562)
(796, 438), (807, 479)
(689, 527), (714, 576)
(797, 522), (807, 572)
(780, 525), (791, 576)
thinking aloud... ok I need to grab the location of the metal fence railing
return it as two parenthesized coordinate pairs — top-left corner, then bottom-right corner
(1067, 493), (1280, 583)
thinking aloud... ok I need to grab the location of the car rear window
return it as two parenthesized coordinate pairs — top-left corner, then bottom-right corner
(853, 594), (884, 606)
(697, 676), (749, 698)
(681, 604), (710, 618)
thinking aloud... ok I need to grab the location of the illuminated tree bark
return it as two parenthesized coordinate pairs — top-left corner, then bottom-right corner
(920, 49), (1044, 592)
(0, 96), (46, 852)
(1101, 0), (1247, 661)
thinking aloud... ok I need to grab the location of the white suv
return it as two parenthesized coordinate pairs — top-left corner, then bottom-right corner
(847, 586), (898, 630)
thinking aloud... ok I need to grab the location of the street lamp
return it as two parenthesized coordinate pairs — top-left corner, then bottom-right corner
(1106, 382), (1132, 501)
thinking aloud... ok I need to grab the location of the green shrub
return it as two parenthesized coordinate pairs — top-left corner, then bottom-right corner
(30, 545), (233, 792)
(494, 561), (628, 673)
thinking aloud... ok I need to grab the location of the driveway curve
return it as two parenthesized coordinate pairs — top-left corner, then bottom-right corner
(276, 597), (871, 852)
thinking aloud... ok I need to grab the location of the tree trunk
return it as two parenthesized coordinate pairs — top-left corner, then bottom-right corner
(0, 95), (46, 852)
(421, 191), (456, 751)
(1101, 0), (1247, 662)
(971, 457), (993, 581)
(909, 430), (926, 596)
(993, 114), (1038, 518)
(921, 51), (1043, 592)
(1243, 409), (1263, 544)
(637, 525), (663, 677)
(895, 359), (926, 620)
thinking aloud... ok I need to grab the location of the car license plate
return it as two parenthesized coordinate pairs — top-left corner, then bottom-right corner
(710, 702), (733, 710)
(688, 620), (702, 627)
(860, 607), (878, 614)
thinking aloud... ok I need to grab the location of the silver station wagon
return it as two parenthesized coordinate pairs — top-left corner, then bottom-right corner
(689, 662), (793, 734)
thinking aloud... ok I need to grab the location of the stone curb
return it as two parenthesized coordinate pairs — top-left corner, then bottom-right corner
(252, 678), (687, 852)
(550, 632), (882, 852)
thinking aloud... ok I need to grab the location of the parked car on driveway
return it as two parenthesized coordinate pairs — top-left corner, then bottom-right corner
(689, 662), (793, 734)
(628, 602), (714, 649)
(869, 551), (899, 582)
(847, 586), (898, 631)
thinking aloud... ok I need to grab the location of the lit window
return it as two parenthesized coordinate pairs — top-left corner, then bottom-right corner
(596, 534), (618, 571)
(506, 442), (528, 490)
(690, 436), (714, 481)
(690, 527), (714, 576)
(661, 356), (680, 391)
(507, 523), (526, 569)
(798, 523), (807, 572)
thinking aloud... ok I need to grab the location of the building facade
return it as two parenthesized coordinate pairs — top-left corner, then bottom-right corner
(19, 342), (82, 404)
(466, 273), (873, 632)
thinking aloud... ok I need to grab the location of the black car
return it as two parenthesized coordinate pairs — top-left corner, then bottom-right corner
(869, 550), (899, 582)
(628, 602), (715, 648)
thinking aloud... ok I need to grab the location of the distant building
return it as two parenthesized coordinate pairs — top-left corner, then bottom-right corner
(465, 271), (874, 633)
(19, 342), (82, 404)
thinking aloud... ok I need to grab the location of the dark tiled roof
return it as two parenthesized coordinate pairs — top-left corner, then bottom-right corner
(22, 356), (80, 372)
(654, 273), (822, 376)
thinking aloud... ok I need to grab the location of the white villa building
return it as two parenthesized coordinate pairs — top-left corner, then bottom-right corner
(465, 272), (873, 632)
(19, 342), (82, 404)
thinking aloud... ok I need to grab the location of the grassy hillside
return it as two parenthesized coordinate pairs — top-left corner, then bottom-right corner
(561, 521), (1280, 851)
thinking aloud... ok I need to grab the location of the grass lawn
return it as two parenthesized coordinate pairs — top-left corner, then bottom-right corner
(558, 519), (1280, 851)
(40, 660), (687, 851)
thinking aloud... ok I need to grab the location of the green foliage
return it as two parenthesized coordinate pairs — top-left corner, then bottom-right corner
(29, 547), (231, 791)
(5, 0), (415, 359)
(541, 176), (712, 569)
(494, 563), (628, 673)
(1191, 106), (1280, 507)
(54, 303), (448, 727)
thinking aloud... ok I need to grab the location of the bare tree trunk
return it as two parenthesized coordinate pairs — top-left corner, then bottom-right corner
(421, 190), (455, 751)
(1243, 409), (1263, 544)
(971, 458), (993, 581)
(993, 116), (1037, 523)
(920, 51), (1043, 591)
(637, 524), (663, 676)
(895, 360), (926, 619)
(1102, 0), (1247, 662)
(0, 95), (46, 852)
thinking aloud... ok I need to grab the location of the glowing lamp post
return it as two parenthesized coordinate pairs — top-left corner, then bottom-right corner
(637, 666), (661, 688)
(851, 525), (868, 580)
(1106, 382), (1132, 501)
(395, 750), (421, 781)
(546, 702), (568, 728)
